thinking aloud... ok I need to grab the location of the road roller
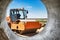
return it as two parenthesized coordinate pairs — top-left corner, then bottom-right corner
(6, 8), (42, 34)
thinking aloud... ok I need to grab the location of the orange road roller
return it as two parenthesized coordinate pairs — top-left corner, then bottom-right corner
(6, 8), (42, 34)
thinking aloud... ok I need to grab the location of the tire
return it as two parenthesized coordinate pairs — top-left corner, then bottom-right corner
(18, 30), (24, 35)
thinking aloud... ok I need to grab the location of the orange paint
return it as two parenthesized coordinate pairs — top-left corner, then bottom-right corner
(25, 22), (42, 30)
(6, 16), (42, 33)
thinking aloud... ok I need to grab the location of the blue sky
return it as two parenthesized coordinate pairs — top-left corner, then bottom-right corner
(6, 0), (47, 18)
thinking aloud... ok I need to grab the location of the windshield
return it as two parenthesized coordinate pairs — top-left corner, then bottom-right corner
(19, 11), (24, 18)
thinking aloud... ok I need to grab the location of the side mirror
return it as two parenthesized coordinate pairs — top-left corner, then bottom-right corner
(27, 11), (28, 14)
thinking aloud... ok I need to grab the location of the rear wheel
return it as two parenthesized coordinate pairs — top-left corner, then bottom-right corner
(18, 30), (24, 34)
